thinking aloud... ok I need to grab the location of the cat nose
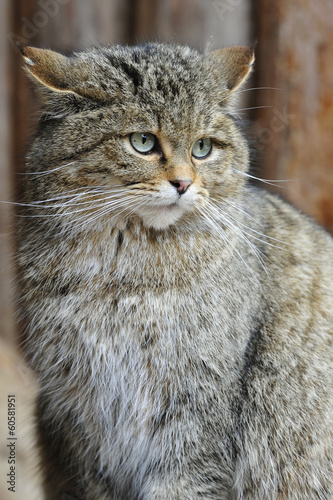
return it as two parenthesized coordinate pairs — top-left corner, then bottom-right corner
(170, 179), (192, 195)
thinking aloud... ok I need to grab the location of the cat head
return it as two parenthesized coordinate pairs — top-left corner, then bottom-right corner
(22, 43), (254, 231)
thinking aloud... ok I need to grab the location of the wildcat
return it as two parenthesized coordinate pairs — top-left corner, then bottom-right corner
(16, 43), (332, 500)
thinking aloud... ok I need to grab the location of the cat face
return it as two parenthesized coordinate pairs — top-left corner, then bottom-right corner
(22, 44), (253, 231)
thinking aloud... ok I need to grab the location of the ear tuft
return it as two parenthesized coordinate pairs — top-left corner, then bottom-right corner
(209, 45), (255, 93)
(23, 56), (36, 67)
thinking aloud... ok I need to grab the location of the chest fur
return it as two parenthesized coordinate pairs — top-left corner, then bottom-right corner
(23, 224), (259, 480)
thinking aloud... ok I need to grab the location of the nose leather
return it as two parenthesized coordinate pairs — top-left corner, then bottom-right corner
(170, 179), (192, 195)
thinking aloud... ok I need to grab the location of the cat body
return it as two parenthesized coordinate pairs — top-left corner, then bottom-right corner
(17, 43), (332, 499)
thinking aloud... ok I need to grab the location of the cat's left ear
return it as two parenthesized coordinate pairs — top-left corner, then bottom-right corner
(209, 45), (255, 94)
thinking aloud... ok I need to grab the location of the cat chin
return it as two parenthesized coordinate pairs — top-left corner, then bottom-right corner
(138, 205), (187, 230)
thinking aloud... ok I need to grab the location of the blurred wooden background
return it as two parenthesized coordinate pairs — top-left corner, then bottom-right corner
(0, 1), (332, 498)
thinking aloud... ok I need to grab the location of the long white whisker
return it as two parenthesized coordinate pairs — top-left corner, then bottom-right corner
(208, 201), (283, 258)
(205, 203), (268, 275)
(52, 190), (135, 210)
(4, 185), (129, 208)
(213, 198), (293, 250)
(238, 87), (282, 93)
(197, 204), (260, 284)
(27, 186), (108, 203)
(9, 189), (136, 217)
(16, 199), (129, 218)
(236, 105), (275, 112)
(216, 197), (262, 226)
(19, 161), (77, 176)
(91, 196), (151, 229)
(62, 197), (140, 230)
(231, 168), (291, 188)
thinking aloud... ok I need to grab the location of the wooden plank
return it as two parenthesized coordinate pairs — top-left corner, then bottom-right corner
(33, 0), (135, 51)
(0, 0), (15, 342)
(134, 0), (252, 49)
(1, 3), (42, 497)
(253, 0), (333, 232)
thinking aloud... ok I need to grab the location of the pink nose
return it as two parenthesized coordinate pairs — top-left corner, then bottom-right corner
(170, 179), (192, 195)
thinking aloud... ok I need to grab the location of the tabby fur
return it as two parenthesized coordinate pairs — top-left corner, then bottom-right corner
(17, 43), (332, 499)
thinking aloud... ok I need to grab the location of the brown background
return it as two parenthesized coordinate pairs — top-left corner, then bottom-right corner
(0, 1), (332, 498)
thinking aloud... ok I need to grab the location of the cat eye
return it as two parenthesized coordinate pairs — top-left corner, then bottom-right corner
(130, 132), (156, 154)
(192, 138), (212, 159)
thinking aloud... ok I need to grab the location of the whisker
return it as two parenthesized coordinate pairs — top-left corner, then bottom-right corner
(15, 196), (134, 219)
(51, 190), (134, 210)
(205, 203), (268, 276)
(215, 197), (263, 226)
(2, 188), (96, 208)
(238, 86), (282, 93)
(4, 186), (132, 213)
(236, 105), (275, 112)
(70, 197), (136, 219)
(30, 189), (106, 205)
(95, 196), (151, 228)
(231, 168), (291, 188)
(211, 199), (292, 251)
(62, 197), (140, 231)
(197, 204), (261, 284)
(18, 161), (77, 176)
(41, 185), (126, 201)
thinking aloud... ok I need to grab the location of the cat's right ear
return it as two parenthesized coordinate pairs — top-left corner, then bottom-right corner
(21, 46), (77, 94)
(21, 46), (88, 118)
(20, 46), (107, 114)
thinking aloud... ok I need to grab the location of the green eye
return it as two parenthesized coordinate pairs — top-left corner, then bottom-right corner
(130, 132), (156, 154)
(192, 138), (212, 159)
